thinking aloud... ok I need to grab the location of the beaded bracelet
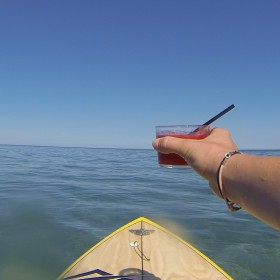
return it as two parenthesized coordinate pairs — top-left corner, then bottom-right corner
(217, 151), (242, 212)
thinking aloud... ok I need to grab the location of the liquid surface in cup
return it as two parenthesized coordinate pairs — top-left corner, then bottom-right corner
(157, 133), (208, 166)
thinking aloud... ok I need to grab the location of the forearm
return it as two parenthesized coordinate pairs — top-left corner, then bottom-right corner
(221, 154), (280, 230)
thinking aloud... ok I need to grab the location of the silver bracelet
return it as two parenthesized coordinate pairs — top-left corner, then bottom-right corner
(217, 151), (242, 212)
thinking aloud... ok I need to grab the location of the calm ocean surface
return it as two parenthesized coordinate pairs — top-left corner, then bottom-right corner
(0, 145), (280, 279)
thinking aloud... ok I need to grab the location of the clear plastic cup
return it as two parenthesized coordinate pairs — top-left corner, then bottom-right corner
(155, 125), (210, 168)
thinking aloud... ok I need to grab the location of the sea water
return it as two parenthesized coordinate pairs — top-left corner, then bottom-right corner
(0, 145), (279, 279)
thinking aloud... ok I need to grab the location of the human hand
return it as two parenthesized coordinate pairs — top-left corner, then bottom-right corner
(152, 127), (238, 197)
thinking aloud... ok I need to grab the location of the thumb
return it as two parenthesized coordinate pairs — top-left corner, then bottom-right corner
(152, 136), (189, 157)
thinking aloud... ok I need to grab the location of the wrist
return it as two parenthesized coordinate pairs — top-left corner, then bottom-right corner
(208, 151), (231, 197)
(216, 151), (242, 211)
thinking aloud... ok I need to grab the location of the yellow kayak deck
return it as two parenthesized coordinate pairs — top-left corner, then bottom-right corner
(58, 217), (233, 280)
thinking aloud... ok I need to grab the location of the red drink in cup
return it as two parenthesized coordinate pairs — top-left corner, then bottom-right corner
(155, 125), (210, 168)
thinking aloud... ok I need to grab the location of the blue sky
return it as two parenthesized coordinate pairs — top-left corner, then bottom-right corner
(1, 0), (280, 149)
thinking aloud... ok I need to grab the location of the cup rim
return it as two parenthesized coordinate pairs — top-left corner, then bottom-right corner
(155, 124), (207, 128)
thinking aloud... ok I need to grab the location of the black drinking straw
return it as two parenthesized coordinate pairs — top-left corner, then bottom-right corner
(202, 104), (235, 126)
(193, 104), (235, 133)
